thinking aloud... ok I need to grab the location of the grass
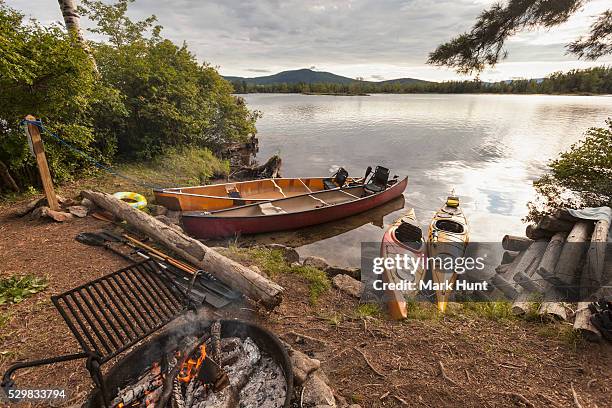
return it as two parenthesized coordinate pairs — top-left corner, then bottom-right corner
(537, 323), (584, 350)
(355, 303), (382, 318)
(1, 146), (230, 205)
(405, 298), (441, 321)
(0, 275), (48, 306)
(223, 246), (331, 304)
(462, 301), (516, 321)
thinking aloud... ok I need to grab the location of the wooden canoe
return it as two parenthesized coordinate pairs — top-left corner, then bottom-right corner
(380, 208), (426, 319)
(182, 177), (408, 239)
(154, 177), (359, 212)
(427, 194), (469, 313)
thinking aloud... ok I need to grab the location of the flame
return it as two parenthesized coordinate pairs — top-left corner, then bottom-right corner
(178, 344), (207, 383)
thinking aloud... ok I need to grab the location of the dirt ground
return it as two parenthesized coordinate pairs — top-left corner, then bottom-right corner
(0, 195), (610, 408)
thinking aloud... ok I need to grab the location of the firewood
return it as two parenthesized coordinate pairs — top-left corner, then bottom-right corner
(537, 232), (567, 279)
(81, 190), (284, 309)
(502, 235), (533, 252)
(526, 224), (554, 240)
(580, 218), (610, 299)
(490, 274), (519, 299)
(554, 209), (580, 223)
(537, 215), (575, 232)
(552, 222), (593, 291)
(495, 263), (510, 275)
(508, 241), (548, 278)
(573, 302), (602, 342)
(511, 293), (532, 316)
(538, 302), (567, 321)
(501, 250), (520, 265)
(513, 271), (545, 293)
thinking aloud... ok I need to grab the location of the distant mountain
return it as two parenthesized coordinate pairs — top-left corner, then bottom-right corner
(224, 69), (432, 85)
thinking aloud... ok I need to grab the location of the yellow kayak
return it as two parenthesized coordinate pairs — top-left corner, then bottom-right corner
(380, 208), (426, 319)
(427, 194), (469, 313)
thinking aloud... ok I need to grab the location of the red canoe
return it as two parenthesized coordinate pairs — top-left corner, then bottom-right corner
(181, 177), (408, 239)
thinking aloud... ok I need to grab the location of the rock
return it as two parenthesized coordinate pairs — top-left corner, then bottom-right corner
(148, 204), (167, 216)
(67, 205), (88, 218)
(57, 195), (77, 207)
(265, 244), (299, 263)
(154, 215), (183, 232)
(303, 256), (330, 270)
(302, 371), (336, 407)
(303, 256), (360, 279)
(250, 265), (267, 277)
(166, 210), (181, 223)
(327, 266), (361, 279)
(80, 197), (95, 209)
(332, 274), (364, 298)
(27, 205), (49, 220)
(16, 197), (47, 216)
(45, 209), (74, 222)
(288, 348), (320, 385)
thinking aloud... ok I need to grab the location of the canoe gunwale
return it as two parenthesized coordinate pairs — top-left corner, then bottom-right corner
(183, 178), (407, 220)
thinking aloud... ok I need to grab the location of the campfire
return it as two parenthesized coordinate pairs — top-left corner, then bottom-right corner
(107, 321), (289, 408)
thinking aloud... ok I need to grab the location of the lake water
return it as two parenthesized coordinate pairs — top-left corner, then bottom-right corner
(242, 93), (612, 267)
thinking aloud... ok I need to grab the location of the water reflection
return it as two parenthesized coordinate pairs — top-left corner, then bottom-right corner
(245, 94), (612, 266)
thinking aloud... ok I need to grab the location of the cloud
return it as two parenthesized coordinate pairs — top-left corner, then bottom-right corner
(370, 74), (386, 81)
(6, 0), (612, 81)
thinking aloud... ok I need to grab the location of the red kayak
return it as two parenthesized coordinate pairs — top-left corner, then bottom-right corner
(182, 174), (407, 239)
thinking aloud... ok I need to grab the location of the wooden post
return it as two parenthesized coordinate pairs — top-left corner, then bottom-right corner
(24, 115), (59, 210)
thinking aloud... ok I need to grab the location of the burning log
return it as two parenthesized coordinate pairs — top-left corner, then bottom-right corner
(580, 218), (610, 299)
(552, 222), (593, 290)
(537, 232), (567, 280)
(502, 235), (533, 252)
(81, 190), (284, 309)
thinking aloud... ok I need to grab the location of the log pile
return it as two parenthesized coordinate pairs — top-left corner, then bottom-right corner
(489, 209), (611, 342)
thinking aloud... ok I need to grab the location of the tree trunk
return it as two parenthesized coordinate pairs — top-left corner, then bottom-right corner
(0, 160), (18, 192)
(81, 190), (284, 309)
(57, 0), (98, 72)
(580, 219), (610, 299)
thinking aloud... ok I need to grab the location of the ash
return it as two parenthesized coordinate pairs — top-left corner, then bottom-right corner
(111, 335), (286, 408)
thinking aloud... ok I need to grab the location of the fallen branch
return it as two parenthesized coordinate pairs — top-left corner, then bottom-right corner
(499, 391), (535, 408)
(570, 383), (583, 408)
(353, 347), (385, 377)
(437, 360), (458, 386)
(81, 190), (284, 309)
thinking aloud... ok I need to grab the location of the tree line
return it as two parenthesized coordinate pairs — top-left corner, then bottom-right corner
(231, 66), (612, 95)
(0, 0), (258, 193)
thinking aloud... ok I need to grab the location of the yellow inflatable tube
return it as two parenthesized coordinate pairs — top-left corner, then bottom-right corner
(113, 191), (147, 209)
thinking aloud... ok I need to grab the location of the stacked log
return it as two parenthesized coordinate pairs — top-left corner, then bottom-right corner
(490, 210), (611, 341)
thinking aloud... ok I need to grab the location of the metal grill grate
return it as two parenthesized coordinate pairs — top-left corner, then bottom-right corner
(51, 259), (189, 363)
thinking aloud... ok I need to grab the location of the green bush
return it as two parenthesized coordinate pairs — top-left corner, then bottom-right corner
(0, 0), (258, 193)
(527, 119), (612, 221)
(0, 2), (119, 191)
(81, 0), (258, 160)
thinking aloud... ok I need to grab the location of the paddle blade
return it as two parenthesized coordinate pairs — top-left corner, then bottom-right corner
(364, 166), (372, 181)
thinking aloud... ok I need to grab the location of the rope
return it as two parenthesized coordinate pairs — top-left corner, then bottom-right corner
(20, 118), (162, 190)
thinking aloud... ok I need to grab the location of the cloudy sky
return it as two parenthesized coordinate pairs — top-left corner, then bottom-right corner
(7, 0), (612, 81)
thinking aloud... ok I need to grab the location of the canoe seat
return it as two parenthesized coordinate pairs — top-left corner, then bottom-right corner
(259, 202), (286, 215)
(364, 166), (389, 195)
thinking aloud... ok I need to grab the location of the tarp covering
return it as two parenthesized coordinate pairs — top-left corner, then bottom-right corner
(567, 206), (612, 223)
